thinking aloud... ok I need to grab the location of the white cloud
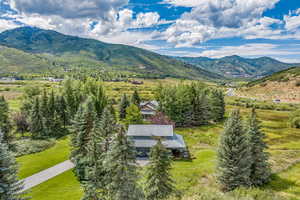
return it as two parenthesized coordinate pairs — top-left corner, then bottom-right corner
(0, 19), (19, 32)
(284, 9), (300, 32)
(9, 0), (128, 20)
(134, 12), (160, 27)
(163, 0), (280, 46)
(163, 0), (206, 7)
(4, 0), (165, 49)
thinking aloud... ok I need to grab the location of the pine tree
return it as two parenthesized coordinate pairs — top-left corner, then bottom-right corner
(125, 104), (143, 126)
(0, 131), (26, 200)
(93, 86), (107, 118)
(40, 89), (49, 117)
(131, 89), (141, 106)
(48, 90), (56, 119)
(70, 97), (97, 181)
(210, 90), (225, 122)
(83, 107), (118, 199)
(0, 96), (12, 146)
(63, 79), (78, 118)
(104, 126), (142, 200)
(247, 109), (271, 186)
(191, 93), (210, 126)
(119, 94), (130, 120)
(57, 96), (68, 128)
(144, 140), (176, 200)
(217, 109), (251, 191)
(30, 97), (44, 139)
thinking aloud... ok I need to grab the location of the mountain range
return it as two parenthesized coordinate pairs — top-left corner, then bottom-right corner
(0, 27), (298, 80)
(175, 56), (299, 78)
(0, 27), (222, 80)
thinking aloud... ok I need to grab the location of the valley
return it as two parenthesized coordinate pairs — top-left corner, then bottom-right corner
(0, 27), (299, 200)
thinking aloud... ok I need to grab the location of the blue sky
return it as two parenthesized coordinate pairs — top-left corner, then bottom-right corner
(1, 0), (300, 62)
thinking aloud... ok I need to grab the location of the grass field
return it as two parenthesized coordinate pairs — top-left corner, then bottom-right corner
(7, 79), (300, 199)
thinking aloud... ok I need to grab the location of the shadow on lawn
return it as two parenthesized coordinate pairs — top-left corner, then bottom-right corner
(267, 174), (297, 192)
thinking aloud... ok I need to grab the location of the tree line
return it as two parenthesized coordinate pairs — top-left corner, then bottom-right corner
(155, 82), (225, 127)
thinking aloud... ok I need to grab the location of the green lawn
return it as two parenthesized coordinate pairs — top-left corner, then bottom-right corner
(17, 136), (70, 179)
(26, 170), (83, 200)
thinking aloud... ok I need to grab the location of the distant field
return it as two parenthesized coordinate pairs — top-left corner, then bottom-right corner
(237, 67), (300, 103)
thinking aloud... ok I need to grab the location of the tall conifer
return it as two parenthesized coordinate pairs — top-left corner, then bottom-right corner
(119, 94), (130, 119)
(0, 131), (26, 200)
(70, 97), (97, 181)
(30, 97), (44, 139)
(0, 96), (12, 145)
(247, 109), (271, 186)
(217, 109), (251, 191)
(131, 89), (141, 106)
(144, 140), (176, 200)
(104, 126), (142, 200)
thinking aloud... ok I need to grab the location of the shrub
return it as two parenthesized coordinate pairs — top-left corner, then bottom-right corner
(295, 80), (300, 87)
(12, 139), (56, 157)
(291, 117), (300, 128)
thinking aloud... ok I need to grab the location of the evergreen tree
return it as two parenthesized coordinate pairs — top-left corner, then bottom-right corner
(144, 140), (176, 200)
(70, 97), (97, 181)
(247, 109), (271, 186)
(83, 107), (118, 199)
(210, 90), (225, 122)
(30, 97), (44, 139)
(40, 89), (49, 117)
(48, 90), (56, 118)
(63, 79), (78, 118)
(191, 93), (210, 126)
(57, 96), (68, 128)
(0, 96), (12, 145)
(104, 126), (142, 200)
(93, 86), (107, 118)
(125, 104), (143, 126)
(131, 89), (141, 106)
(217, 109), (251, 191)
(0, 131), (26, 200)
(119, 94), (130, 119)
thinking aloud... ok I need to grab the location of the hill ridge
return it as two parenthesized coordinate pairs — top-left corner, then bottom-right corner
(0, 27), (223, 80)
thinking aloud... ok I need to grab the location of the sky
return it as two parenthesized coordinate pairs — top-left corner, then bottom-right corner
(0, 0), (300, 62)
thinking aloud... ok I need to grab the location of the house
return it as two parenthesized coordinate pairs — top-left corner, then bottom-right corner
(130, 80), (144, 85)
(48, 77), (64, 82)
(0, 77), (16, 82)
(140, 100), (159, 118)
(127, 125), (188, 158)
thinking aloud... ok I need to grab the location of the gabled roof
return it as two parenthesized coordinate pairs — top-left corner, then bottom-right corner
(132, 134), (186, 148)
(140, 101), (159, 110)
(127, 125), (173, 137)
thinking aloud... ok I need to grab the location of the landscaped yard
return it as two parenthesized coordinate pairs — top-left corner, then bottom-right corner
(17, 106), (300, 199)
(10, 80), (299, 200)
(17, 136), (70, 179)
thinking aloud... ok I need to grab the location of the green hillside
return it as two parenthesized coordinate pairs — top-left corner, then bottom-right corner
(0, 45), (55, 73)
(247, 66), (300, 86)
(0, 27), (223, 80)
(176, 55), (298, 78)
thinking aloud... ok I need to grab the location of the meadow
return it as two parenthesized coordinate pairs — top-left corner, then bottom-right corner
(2, 79), (300, 200)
